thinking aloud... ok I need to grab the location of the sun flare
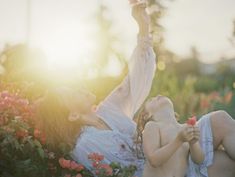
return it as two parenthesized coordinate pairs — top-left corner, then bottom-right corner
(37, 20), (96, 79)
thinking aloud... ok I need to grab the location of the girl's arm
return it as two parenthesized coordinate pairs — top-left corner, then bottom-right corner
(189, 126), (205, 164)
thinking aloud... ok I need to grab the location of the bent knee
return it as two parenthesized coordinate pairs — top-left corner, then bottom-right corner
(210, 110), (232, 125)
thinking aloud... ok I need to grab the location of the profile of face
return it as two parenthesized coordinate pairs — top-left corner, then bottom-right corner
(56, 87), (96, 119)
(145, 95), (174, 115)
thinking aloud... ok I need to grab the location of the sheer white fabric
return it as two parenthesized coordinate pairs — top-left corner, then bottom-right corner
(71, 34), (156, 177)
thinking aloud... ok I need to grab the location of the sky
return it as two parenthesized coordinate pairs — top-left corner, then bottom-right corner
(0, 0), (235, 68)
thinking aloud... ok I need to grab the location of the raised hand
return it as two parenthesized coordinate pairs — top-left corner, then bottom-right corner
(131, 2), (150, 35)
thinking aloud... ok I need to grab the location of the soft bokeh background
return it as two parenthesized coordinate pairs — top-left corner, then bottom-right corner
(0, 0), (235, 120)
(0, 1), (235, 176)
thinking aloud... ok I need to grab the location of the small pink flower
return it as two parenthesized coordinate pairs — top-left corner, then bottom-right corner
(40, 133), (46, 145)
(99, 164), (113, 176)
(70, 161), (79, 170)
(88, 153), (104, 162)
(75, 164), (84, 172)
(92, 161), (99, 168)
(59, 158), (71, 169)
(34, 129), (41, 139)
(187, 116), (197, 126)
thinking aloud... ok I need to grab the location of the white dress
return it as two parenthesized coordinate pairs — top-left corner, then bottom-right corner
(71, 34), (157, 177)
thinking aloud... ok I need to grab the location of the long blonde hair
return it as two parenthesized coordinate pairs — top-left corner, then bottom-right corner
(36, 90), (84, 151)
(135, 105), (153, 158)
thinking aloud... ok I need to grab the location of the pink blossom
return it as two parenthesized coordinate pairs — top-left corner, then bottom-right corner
(88, 153), (104, 162)
(59, 158), (71, 169)
(34, 129), (41, 139)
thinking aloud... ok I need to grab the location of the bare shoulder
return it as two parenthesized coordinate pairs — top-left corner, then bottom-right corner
(143, 121), (161, 135)
(145, 121), (160, 130)
(143, 121), (161, 152)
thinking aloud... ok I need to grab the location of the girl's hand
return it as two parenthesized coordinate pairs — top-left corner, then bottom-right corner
(177, 125), (194, 143)
(189, 125), (200, 145)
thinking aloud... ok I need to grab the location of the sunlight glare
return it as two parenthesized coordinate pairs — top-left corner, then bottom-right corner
(40, 21), (96, 78)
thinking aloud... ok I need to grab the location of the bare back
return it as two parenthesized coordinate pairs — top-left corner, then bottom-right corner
(142, 121), (189, 177)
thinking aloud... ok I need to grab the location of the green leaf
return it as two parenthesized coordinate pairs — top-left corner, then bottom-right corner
(26, 138), (35, 148)
(33, 139), (42, 148)
(37, 148), (45, 159)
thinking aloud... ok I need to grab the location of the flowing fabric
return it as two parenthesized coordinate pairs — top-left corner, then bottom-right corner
(71, 34), (156, 177)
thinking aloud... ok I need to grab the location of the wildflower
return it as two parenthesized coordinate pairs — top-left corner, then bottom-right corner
(34, 129), (41, 139)
(99, 164), (113, 176)
(92, 161), (99, 168)
(40, 133), (46, 145)
(59, 158), (71, 169)
(75, 164), (84, 172)
(187, 116), (197, 126)
(88, 153), (104, 162)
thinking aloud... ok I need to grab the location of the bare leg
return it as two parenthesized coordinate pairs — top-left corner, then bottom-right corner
(208, 150), (235, 177)
(210, 110), (235, 160)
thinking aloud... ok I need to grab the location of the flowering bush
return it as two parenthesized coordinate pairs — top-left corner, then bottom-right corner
(0, 89), (137, 177)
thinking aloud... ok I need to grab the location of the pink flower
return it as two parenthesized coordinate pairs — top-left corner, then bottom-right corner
(187, 116), (197, 126)
(40, 133), (46, 145)
(70, 161), (79, 170)
(75, 164), (84, 172)
(99, 164), (113, 176)
(92, 161), (99, 168)
(34, 129), (41, 139)
(59, 158), (71, 169)
(88, 153), (104, 162)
